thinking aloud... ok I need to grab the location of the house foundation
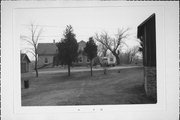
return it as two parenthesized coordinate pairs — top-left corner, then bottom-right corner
(144, 66), (157, 101)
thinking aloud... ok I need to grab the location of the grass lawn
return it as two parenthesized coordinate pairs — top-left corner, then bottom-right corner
(21, 67), (156, 106)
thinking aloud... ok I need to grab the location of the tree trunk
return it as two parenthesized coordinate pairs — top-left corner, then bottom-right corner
(103, 50), (107, 57)
(114, 54), (120, 65)
(130, 57), (132, 64)
(129, 55), (132, 64)
(111, 51), (120, 65)
(35, 56), (38, 77)
(68, 64), (70, 76)
(90, 60), (93, 76)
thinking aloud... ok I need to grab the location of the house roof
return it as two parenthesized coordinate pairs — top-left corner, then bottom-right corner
(78, 40), (86, 51)
(78, 40), (86, 44)
(21, 53), (31, 63)
(37, 41), (86, 55)
(37, 43), (58, 55)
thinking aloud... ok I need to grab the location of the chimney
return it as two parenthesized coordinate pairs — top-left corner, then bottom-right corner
(53, 40), (55, 44)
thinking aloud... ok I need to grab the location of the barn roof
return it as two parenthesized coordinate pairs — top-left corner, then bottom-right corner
(137, 13), (155, 39)
(21, 53), (31, 63)
(37, 43), (58, 55)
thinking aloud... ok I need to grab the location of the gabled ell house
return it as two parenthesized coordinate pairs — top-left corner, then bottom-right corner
(37, 40), (90, 68)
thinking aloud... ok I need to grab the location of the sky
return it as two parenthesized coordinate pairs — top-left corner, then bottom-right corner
(14, 5), (160, 60)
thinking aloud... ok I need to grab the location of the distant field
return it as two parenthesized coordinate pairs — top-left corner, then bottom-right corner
(21, 67), (156, 106)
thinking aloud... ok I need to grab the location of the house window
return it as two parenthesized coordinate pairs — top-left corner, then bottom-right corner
(44, 58), (48, 64)
(110, 58), (113, 62)
(79, 57), (82, 63)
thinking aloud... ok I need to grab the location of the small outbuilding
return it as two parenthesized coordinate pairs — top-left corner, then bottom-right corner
(21, 53), (31, 73)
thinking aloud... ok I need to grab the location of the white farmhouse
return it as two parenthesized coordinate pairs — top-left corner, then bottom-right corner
(37, 41), (58, 68)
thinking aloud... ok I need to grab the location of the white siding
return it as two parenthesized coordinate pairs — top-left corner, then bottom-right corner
(38, 55), (54, 67)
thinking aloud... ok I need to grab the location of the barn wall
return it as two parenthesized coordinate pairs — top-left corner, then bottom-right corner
(143, 14), (156, 100)
(144, 15), (156, 67)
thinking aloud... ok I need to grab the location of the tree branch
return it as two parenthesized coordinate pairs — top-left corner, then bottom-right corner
(95, 32), (113, 53)
(114, 28), (130, 51)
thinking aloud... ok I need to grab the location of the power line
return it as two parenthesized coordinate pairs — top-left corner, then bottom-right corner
(21, 24), (63, 28)
(20, 35), (97, 38)
(21, 24), (130, 30)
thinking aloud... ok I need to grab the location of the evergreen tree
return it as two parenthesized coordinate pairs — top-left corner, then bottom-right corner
(57, 25), (78, 76)
(84, 37), (97, 76)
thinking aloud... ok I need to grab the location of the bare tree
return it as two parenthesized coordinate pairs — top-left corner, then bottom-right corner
(125, 46), (139, 64)
(20, 23), (43, 77)
(94, 28), (129, 65)
(97, 43), (108, 57)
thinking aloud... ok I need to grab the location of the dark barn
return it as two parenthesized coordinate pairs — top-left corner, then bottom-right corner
(137, 13), (157, 101)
